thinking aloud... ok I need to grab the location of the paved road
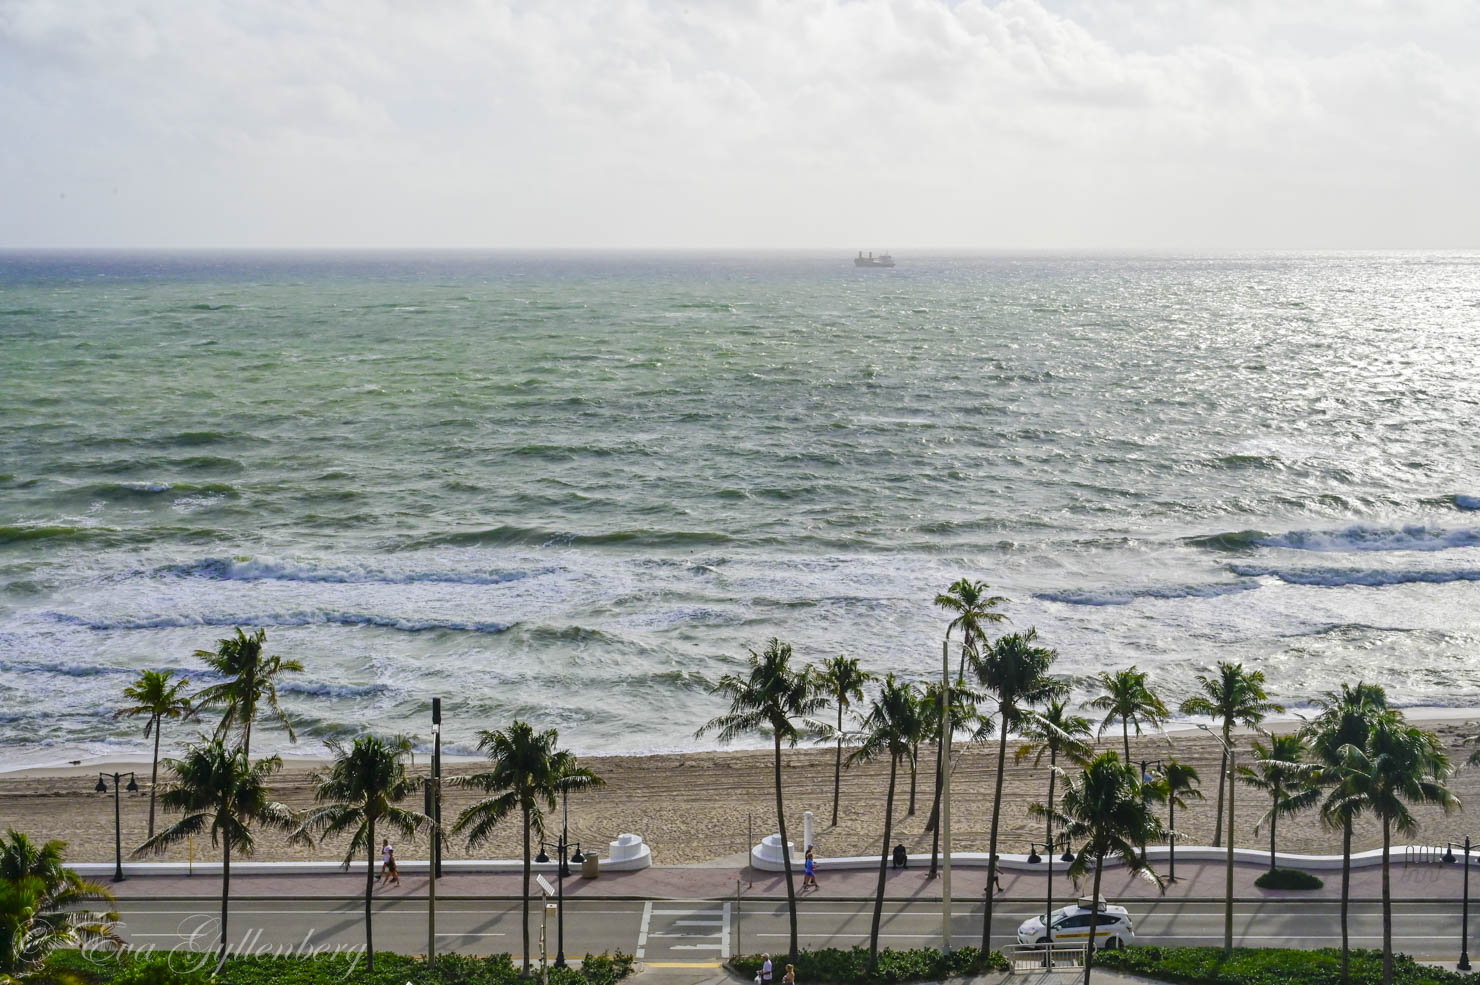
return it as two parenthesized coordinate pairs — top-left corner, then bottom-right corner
(107, 896), (1477, 969)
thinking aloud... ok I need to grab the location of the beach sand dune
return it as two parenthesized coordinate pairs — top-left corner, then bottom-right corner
(2, 720), (1474, 866)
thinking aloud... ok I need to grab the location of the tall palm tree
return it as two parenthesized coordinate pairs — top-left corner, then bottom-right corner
(819, 655), (872, 827)
(1034, 752), (1165, 985)
(971, 629), (1065, 955)
(1301, 681), (1388, 983)
(115, 669), (194, 840)
(1178, 662), (1282, 847)
(1340, 713), (1458, 985)
(924, 579), (1005, 842)
(453, 723), (601, 977)
(1146, 759), (1202, 882)
(192, 628), (303, 758)
(697, 638), (824, 964)
(292, 735), (431, 972)
(134, 741), (295, 974)
(847, 676), (926, 969)
(1085, 666), (1168, 764)
(1016, 696), (1093, 860)
(1236, 734), (1318, 873)
(1, 830), (119, 980)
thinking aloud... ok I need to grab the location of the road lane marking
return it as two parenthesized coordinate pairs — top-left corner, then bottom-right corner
(675, 919), (724, 926)
(635, 901), (652, 959)
(722, 901), (732, 958)
(671, 944), (725, 951)
(646, 961), (722, 968)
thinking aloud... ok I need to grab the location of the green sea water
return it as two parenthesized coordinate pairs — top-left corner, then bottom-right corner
(2, 250), (1479, 763)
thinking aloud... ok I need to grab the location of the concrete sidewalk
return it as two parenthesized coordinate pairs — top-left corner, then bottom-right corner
(104, 855), (1468, 903)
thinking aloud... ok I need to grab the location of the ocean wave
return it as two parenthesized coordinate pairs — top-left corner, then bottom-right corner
(1036, 582), (1260, 606)
(396, 525), (736, 551)
(1455, 495), (1480, 511)
(1189, 523), (1480, 553)
(157, 556), (537, 586)
(1230, 564), (1480, 587)
(75, 480), (237, 499)
(46, 610), (515, 634)
(0, 524), (112, 547)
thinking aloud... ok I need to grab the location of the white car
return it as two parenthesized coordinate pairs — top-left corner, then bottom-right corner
(1015, 899), (1135, 949)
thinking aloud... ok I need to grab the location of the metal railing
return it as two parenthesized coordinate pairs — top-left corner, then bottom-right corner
(1403, 845), (1446, 865)
(1002, 942), (1088, 973)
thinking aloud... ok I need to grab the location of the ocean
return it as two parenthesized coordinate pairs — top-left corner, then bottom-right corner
(2, 250), (1478, 766)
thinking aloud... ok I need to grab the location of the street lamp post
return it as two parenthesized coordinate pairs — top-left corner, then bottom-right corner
(1196, 724), (1235, 958)
(94, 771), (138, 882)
(1139, 758), (1163, 856)
(535, 787), (585, 968)
(1444, 838), (1473, 972)
(1027, 837), (1069, 966)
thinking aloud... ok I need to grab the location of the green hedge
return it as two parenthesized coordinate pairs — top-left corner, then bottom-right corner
(1253, 867), (1324, 890)
(40, 949), (633, 985)
(1095, 945), (1470, 985)
(730, 946), (1007, 985)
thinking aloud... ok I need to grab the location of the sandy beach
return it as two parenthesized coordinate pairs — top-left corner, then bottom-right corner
(2, 716), (1474, 867)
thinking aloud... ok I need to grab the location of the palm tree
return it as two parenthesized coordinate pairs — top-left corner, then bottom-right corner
(115, 669), (194, 840)
(1301, 681), (1388, 983)
(1178, 662), (1282, 847)
(192, 628), (303, 758)
(1, 830), (119, 981)
(847, 676), (926, 969)
(1146, 759), (1202, 882)
(1236, 734), (1318, 873)
(1016, 697), (1093, 860)
(453, 723), (602, 977)
(1085, 666), (1169, 764)
(292, 735), (431, 972)
(924, 579), (1005, 842)
(134, 741), (295, 974)
(1034, 752), (1165, 985)
(697, 638), (824, 964)
(1340, 713), (1458, 985)
(819, 655), (872, 827)
(971, 629), (1065, 955)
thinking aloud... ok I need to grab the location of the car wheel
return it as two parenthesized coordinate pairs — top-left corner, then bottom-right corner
(1104, 937), (1122, 950)
(1036, 937), (1050, 945)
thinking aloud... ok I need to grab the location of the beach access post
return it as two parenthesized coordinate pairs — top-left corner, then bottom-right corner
(1445, 838), (1473, 971)
(803, 811), (813, 858)
(940, 638), (952, 953)
(432, 698), (442, 878)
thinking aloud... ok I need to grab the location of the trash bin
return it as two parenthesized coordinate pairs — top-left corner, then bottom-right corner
(581, 852), (600, 879)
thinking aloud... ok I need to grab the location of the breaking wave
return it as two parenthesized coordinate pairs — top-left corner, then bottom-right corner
(1230, 564), (1480, 587)
(157, 556), (537, 586)
(45, 610), (515, 634)
(1036, 581), (1260, 606)
(1190, 524), (1480, 553)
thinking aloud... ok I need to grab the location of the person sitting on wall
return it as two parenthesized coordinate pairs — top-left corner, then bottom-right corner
(892, 843), (908, 869)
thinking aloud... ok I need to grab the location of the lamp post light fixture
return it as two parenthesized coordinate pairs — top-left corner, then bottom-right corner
(534, 786), (585, 968)
(95, 771), (139, 882)
(1027, 837), (1070, 962)
(1196, 724), (1235, 959)
(1444, 838), (1473, 972)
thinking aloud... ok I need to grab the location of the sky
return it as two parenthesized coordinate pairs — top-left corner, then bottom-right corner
(2, 0), (1478, 249)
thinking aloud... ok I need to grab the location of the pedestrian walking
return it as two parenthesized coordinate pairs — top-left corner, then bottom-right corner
(782, 963), (796, 985)
(802, 847), (818, 890)
(759, 954), (773, 983)
(379, 838), (394, 885)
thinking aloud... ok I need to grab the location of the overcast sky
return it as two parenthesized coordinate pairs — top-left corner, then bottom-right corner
(2, 0), (1477, 249)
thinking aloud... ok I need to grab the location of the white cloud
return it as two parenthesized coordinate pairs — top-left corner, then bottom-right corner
(0, 0), (1476, 247)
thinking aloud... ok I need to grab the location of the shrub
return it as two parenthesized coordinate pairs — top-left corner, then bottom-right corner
(1095, 945), (1471, 985)
(1254, 867), (1324, 890)
(730, 946), (1007, 985)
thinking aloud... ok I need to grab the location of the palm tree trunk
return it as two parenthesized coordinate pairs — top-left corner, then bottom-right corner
(216, 832), (231, 976)
(980, 714), (1009, 955)
(1381, 816), (1393, 985)
(908, 745), (918, 815)
(1121, 720), (1130, 765)
(1213, 738), (1228, 847)
(1083, 855), (1104, 985)
(1268, 799), (1277, 873)
(1340, 819), (1352, 983)
(148, 714), (160, 840)
(868, 753), (898, 968)
(832, 704), (844, 827)
(774, 733), (799, 964)
(365, 817), (376, 971)
(522, 805), (532, 977)
(926, 735), (944, 875)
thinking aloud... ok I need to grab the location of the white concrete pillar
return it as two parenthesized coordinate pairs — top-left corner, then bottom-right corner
(803, 810), (814, 857)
